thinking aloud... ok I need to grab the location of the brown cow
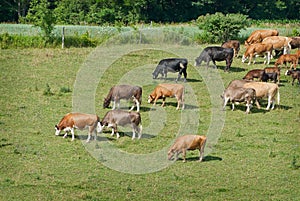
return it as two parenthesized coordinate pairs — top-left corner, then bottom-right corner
(168, 135), (207, 162)
(244, 29), (279, 46)
(262, 66), (281, 83)
(221, 40), (240, 57)
(242, 43), (273, 65)
(55, 113), (101, 142)
(275, 50), (300, 70)
(290, 37), (300, 49)
(262, 36), (292, 55)
(285, 70), (300, 85)
(99, 110), (142, 140)
(243, 69), (264, 81)
(221, 87), (256, 114)
(148, 83), (184, 110)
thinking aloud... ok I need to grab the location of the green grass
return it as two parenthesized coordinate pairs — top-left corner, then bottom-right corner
(0, 39), (300, 200)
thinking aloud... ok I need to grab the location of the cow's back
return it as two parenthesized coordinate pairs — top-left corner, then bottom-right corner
(243, 82), (278, 98)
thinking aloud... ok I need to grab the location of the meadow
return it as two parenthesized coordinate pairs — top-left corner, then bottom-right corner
(0, 29), (300, 200)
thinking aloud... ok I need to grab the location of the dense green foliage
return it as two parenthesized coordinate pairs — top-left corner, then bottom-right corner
(1, 0), (299, 25)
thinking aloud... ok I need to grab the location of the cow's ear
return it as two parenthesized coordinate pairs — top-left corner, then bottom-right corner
(55, 125), (58, 129)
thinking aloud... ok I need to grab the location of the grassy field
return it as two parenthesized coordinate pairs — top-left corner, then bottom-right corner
(0, 32), (300, 201)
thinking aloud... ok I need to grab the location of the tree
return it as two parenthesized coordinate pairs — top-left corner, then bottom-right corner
(24, 0), (55, 41)
(196, 12), (249, 43)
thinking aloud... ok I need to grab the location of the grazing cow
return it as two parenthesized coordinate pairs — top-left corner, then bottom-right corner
(242, 43), (273, 65)
(148, 83), (184, 110)
(261, 67), (281, 83)
(99, 110), (142, 140)
(55, 113), (101, 142)
(243, 82), (280, 110)
(152, 58), (188, 82)
(262, 36), (292, 55)
(274, 50), (300, 70)
(221, 40), (240, 57)
(103, 85), (142, 112)
(290, 37), (300, 49)
(221, 87), (256, 114)
(168, 135), (207, 162)
(194, 46), (234, 72)
(285, 70), (300, 85)
(243, 69), (264, 81)
(244, 29), (279, 46)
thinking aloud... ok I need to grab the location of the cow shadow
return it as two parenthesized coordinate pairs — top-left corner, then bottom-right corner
(176, 155), (222, 162)
(218, 65), (245, 72)
(161, 102), (199, 110)
(154, 77), (202, 83)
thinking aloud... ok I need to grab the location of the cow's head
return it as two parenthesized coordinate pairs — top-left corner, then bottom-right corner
(55, 125), (61, 136)
(103, 98), (110, 108)
(194, 57), (202, 66)
(167, 149), (175, 160)
(241, 55), (248, 63)
(148, 95), (155, 103)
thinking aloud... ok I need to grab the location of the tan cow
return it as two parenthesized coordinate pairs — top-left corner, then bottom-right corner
(244, 29), (279, 47)
(242, 43), (273, 65)
(168, 135), (207, 162)
(55, 113), (101, 142)
(262, 36), (292, 55)
(243, 82), (280, 110)
(148, 83), (184, 110)
(275, 50), (300, 70)
(222, 40), (240, 57)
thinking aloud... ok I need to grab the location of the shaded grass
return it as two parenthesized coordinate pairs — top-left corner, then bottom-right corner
(0, 46), (299, 200)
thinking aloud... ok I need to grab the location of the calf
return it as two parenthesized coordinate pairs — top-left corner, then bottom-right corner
(285, 70), (300, 85)
(243, 82), (280, 110)
(261, 67), (281, 83)
(243, 69), (264, 81)
(55, 113), (101, 142)
(168, 135), (207, 162)
(221, 87), (256, 114)
(99, 110), (142, 140)
(242, 43), (273, 65)
(194, 46), (234, 72)
(274, 50), (300, 70)
(221, 40), (240, 57)
(148, 83), (184, 110)
(152, 58), (188, 82)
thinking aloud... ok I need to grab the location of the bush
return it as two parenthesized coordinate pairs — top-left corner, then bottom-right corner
(196, 12), (249, 43)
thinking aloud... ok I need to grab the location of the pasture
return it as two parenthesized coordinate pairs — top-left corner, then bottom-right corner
(0, 31), (300, 200)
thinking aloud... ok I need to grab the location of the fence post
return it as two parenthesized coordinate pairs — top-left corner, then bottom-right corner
(62, 26), (65, 49)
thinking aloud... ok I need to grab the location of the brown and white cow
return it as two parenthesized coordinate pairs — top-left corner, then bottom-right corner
(148, 83), (184, 110)
(262, 36), (292, 55)
(55, 113), (101, 142)
(221, 40), (240, 57)
(243, 69), (264, 81)
(168, 135), (207, 162)
(103, 85), (142, 112)
(274, 50), (300, 70)
(221, 86), (256, 114)
(242, 43), (273, 65)
(99, 110), (142, 140)
(243, 82), (280, 110)
(244, 29), (279, 47)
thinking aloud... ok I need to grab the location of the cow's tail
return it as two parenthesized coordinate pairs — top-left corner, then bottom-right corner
(277, 87), (280, 109)
(182, 87), (185, 110)
(103, 87), (114, 108)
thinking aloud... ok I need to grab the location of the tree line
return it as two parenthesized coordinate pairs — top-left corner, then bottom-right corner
(1, 0), (299, 25)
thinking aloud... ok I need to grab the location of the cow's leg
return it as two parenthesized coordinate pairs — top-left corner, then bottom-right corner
(231, 102), (235, 111)
(266, 95), (272, 110)
(199, 139), (206, 162)
(71, 128), (75, 141)
(63, 131), (68, 138)
(248, 55), (252, 65)
(137, 125), (142, 139)
(112, 100), (116, 110)
(212, 60), (217, 69)
(245, 102), (250, 114)
(161, 97), (166, 107)
(222, 97), (229, 111)
(182, 149), (187, 163)
(255, 99), (261, 109)
(131, 125), (136, 140)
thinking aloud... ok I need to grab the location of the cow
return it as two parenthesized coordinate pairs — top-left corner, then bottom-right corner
(221, 40), (240, 57)
(285, 70), (300, 85)
(244, 29), (279, 47)
(274, 50), (300, 70)
(262, 36), (292, 55)
(55, 113), (101, 142)
(148, 83), (184, 110)
(221, 87), (256, 114)
(152, 58), (188, 82)
(290, 37), (300, 49)
(242, 43), (273, 65)
(103, 85), (142, 112)
(243, 69), (264, 81)
(243, 82), (280, 110)
(99, 110), (142, 140)
(168, 135), (207, 163)
(194, 46), (234, 72)
(261, 66), (281, 83)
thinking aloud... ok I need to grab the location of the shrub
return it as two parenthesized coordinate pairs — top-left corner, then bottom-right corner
(196, 12), (249, 43)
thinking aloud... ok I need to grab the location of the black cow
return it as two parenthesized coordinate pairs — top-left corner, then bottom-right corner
(194, 46), (234, 72)
(152, 58), (188, 82)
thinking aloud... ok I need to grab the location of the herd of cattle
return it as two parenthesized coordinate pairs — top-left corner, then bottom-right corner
(54, 29), (300, 162)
